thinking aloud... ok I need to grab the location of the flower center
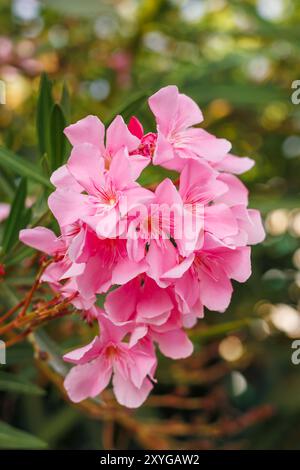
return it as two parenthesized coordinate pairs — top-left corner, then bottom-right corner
(105, 344), (118, 359)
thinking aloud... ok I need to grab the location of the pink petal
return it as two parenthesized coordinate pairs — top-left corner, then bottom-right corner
(60, 262), (86, 280)
(109, 147), (133, 189)
(216, 154), (255, 174)
(199, 265), (233, 312)
(155, 177), (183, 207)
(64, 357), (111, 403)
(63, 337), (100, 364)
(106, 115), (139, 155)
(148, 85), (179, 135)
(19, 227), (63, 255)
(128, 348), (156, 388)
(221, 246), (252, 283)
(76, 254), (111, 298)
(216, 174), (248, 207)
(246, 209), (265, 244)
(98, 314), (133, 344)
(50, 165), (84, 193)
(48, 190), (88, 227)
(174, 92), (203, 130)
(105, 282), (138, 323)
(127, 153), (151, 179)
(113, 371), (153, 408)
(204, 204), (238, 239)
(153, 329), (193, 359)
(146, 242), (178, 287)
(162, 253), (195, 279)
(67, 143), (104, 195)
(112, 258), (148, 285)
(137, 281), (173, 320)
(64, 115), (105, 153)
(129, 325), (148, 347)
(152, 130), (175, 165)
(180, 128), (231, 162)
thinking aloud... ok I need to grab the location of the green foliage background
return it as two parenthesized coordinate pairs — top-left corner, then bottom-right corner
(0, 0), (299, 450)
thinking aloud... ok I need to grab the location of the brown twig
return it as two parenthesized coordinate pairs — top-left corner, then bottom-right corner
(0, 299), (25, 325)
(19, 259), (53, 317)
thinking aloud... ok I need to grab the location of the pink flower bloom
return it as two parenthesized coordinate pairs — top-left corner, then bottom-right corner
(163, 233), (251, 313)
(48, 146), (153, 238)
(17, 85), (265, 409)
(148, 85), (231, 171)
(213, 153), (255, 175)
(105, 274), (174, 326)
(129, 295), (194, 360)
(19, 226), (85, 279)
(64, 313), (157, 408)
(128, 116), (157, 158)
(19, 225), (93, 307)
(65, 114), (149, 179)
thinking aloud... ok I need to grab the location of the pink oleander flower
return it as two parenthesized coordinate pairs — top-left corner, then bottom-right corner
(65, 114), (150, 179)
(148, 85), (231, 171)
(19, 84), (265, 408)
(64, 313), (157, 408)
(128, 116), (157, 160)
(48, 146), (153, 238)
(162, 233), (251, 313)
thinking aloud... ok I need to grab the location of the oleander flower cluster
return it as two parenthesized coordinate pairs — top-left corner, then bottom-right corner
(20, 86), (265, 408)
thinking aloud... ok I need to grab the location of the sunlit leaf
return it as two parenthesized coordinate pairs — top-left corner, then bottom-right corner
(1, 178), (27, 253)
(49, 104), (67, 172)
(0, 147), (52, 188)
(36, 73), (54, 158)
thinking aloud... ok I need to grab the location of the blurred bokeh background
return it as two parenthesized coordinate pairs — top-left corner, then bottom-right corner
(0, 0), (300, 450)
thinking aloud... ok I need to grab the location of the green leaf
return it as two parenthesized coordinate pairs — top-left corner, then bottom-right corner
(0, 147), (52, 188)
(49, 104), (67, 172)
(190, 318), (252, 341)
(0, 372), (45, 396)
(4, 245), (34, 266)
(60, 81), (71, 121)
(2, 178), (27, 253)
(36, 73), (54, 157)
(0, 421), (47, 449)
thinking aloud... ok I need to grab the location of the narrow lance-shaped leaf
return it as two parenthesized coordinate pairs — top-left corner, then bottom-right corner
(49, 103), (67, 172)
(1, 178), (27, 253)
(60, 81), (71, 121)
(0, 147), (52, 188)
(0, 421), (47, 449)
(36, 72), (54, 157)
(0, 371), (45, 396)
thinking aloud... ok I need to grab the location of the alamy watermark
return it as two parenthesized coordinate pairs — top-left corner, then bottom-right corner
(291, 80), (300, 105)
(0, 339), (6, 365)
(0, 80), (6, 105)
(291, 340), (300, 365)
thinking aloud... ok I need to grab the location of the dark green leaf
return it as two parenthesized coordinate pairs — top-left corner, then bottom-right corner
(49, 104), (67, 171)
(0, 421), (47, 449)
(2, 178), (27, 253)
(36, 73), (54, 157)
(60, 81), (71, 121)
(0, 147), (52, 188)
(0, 372), (45, 396)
